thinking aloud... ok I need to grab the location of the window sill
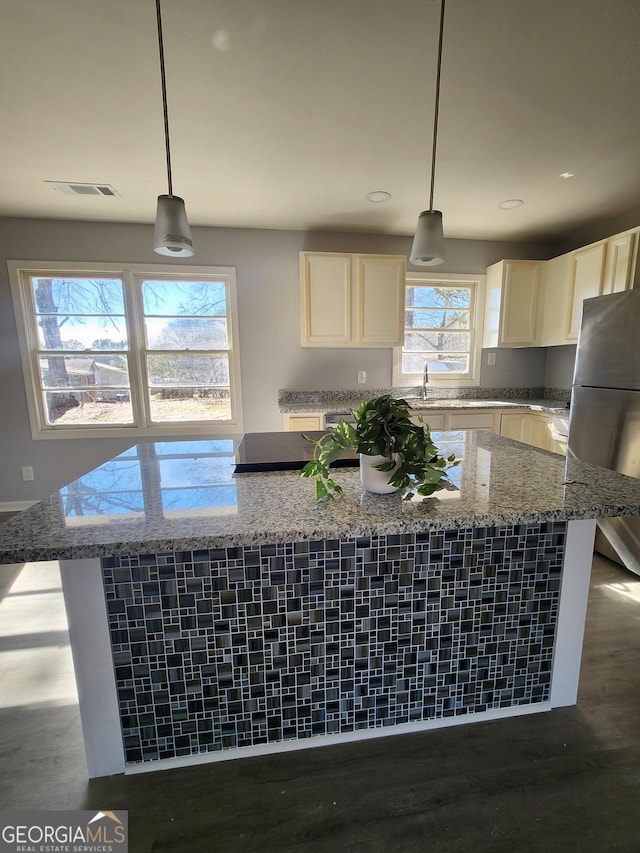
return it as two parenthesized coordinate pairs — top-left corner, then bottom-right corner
(29, 421), (244, 440)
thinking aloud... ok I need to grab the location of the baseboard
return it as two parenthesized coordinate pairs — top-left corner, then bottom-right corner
(0, 500), (38, 513)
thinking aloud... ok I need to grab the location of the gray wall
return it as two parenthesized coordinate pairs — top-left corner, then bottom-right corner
(544, 345), (577, 390)
(479, 348), (547, 389)
(478, 345), (576, 391)
(552, 205), (640, 256)
(0, 216), (555, 504)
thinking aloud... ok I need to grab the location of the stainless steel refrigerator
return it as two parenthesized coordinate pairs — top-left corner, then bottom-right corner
(568, 288), (640, 576)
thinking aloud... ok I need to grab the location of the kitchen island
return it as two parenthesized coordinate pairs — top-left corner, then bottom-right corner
(2, 431), (640, 778)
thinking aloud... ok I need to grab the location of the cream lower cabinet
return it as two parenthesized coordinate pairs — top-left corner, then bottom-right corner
(412, 409), (500, 433)
(499, 411), (529, 442)
(282, 413), (325, 431)
(499, 410), (558, 452)
(527, 412), (555, 451)
(300, 252), (405, 347)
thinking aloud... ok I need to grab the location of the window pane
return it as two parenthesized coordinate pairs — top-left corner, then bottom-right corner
(146, 353), (229, 386)
(402, 353), (470, 374)
(142, 280), (227, 317)
(148, 390), (231, 422)
(44, 391), (134, 425)
(400, 282), (474, 378)
(404, 331), (471, 353)
(32, 277), (125, 315)
(404, 308), (469, 330)
(145, 316), (228, 350)
(405, 286), (470, 309)
(37, 317), (128, 351)
(39, 354), (130, 389)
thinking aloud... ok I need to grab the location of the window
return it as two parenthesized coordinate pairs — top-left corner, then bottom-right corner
(393, 273), (485, 387)
(8, 261), (242, 438)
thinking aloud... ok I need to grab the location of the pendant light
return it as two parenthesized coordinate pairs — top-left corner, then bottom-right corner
(410, 0), (447, 266)
(153, 0), (194, 257)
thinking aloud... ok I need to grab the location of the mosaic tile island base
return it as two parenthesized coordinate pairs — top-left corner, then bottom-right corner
(2, 431), (640, 776)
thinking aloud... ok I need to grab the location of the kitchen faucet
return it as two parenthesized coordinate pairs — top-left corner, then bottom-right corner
(422, 362), (429, 400)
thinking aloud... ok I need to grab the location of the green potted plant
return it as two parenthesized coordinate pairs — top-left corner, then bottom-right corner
(300, 393), (458, 500)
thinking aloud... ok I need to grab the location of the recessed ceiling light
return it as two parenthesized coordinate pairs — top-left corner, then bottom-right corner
(366, 191), (392, 203)
(497, 198), (524, 210)
(559, 172), (575, 179)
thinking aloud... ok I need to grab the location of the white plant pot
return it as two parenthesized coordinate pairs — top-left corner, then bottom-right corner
(359, 453), (401, 494)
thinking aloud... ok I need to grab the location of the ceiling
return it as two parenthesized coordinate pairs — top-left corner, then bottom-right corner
(2, 0), (640, 243)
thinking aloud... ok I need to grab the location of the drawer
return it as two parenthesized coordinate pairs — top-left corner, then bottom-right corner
(411, 413), (446, 430)
(449, 412), (496, 430)
(283, 414), (324, 431)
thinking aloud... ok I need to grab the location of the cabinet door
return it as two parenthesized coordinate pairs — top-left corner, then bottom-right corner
(499, 412), (527, 442)
(602, 232), (637, 294)
(353, 255), (405, 346)
(300, 253), (351, 346)
(566, 242), (606, 340)
(483, 261), (540, 348)
(499, 261), (540, 346)
(526, 413), (553, 451)
(448, 411), (498, 432)
(283, 414), (324, 432)
(538, 252), (572, 346)
(410, 411), (446, 430)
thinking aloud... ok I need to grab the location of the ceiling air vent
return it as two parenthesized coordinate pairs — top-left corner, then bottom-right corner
(46, 181), (121, 197)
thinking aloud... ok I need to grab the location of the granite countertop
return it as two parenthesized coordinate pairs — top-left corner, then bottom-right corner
(0, 431), (638, 564)
(278, 390), (570, 416)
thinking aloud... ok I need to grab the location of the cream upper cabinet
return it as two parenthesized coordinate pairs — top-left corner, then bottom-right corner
(602, 230), (638, 294)
(300, 252), (405, 347)
(538, 252), (572, 346)
(538, 228), (639, 346)
(566, 241), (607, 340)
(300, 253), (352, 346)
(483, 260), (541, 348)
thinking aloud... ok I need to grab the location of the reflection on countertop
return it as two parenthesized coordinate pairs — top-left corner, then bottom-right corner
(1, 431), (640, 564)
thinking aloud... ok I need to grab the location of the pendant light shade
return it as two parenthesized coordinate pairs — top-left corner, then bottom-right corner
(410, 209), (445, 266)
(153, 0), (194, 257)
(411, 0), (447, 267)
(154, 194), (193, 256)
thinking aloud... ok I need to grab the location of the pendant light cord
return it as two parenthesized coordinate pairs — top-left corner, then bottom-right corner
(428, 0), (446, 211)
(155, 0), (173, 197)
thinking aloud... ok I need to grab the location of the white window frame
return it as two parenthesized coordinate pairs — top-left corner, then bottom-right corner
(392, 272), (486, 388)
(8, 260), (243, 439)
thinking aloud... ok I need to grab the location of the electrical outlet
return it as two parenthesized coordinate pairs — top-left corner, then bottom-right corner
(22, 466), (34, 481)
(357, 370), (367, 384)
(487, 352), (496, 366)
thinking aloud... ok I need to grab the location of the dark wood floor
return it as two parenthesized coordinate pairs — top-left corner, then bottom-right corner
(1, 555), (639, 852)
